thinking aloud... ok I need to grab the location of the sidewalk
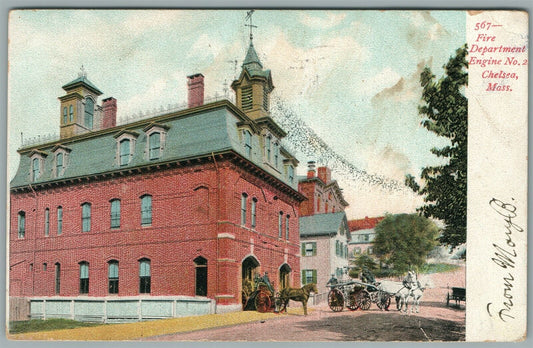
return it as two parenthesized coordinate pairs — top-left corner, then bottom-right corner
(9, 308), (308, 341)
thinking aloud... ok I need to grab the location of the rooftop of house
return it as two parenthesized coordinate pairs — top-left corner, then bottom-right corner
(348, 216), (385, 232)
(299, 211), (350, 239)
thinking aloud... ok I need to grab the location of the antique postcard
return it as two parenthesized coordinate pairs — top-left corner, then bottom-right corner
(6, 9), (528, 342)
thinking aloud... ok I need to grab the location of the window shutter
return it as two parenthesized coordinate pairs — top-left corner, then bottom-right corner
(301, 272), (306, 285)
(312, 270), (317, 284)
(312, 242), (317, 256)
(301, 243), (305, 256)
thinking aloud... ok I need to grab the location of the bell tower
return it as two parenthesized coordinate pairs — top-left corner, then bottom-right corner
(231, 11), (274, 120)
(58, 66), (103, 139)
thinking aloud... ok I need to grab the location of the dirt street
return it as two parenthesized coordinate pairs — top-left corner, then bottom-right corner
(149, 266), (465, 342)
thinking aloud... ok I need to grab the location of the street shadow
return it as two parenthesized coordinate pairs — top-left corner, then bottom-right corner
(295, 312), (465, 341)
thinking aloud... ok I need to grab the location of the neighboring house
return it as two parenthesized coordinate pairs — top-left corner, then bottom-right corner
(298, 163), (350, 294)
(348, 216), (385, 258)
(9, 37), (305, 321)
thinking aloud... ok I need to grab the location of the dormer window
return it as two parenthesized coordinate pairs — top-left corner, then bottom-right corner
(29, 151), (47, 182)
(244, 130), (252, 158)
(120, 139), (130, 166)
(114, 130), (139, 167)
(52, 145), (71, 178)
(143, 124), (169, 161)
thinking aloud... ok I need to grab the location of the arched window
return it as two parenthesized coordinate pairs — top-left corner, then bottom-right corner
(241, 193), (248, 225)
(55, 263), (61, 294)
(108, 260), (119, 294)
(149, 132), (161, 160)
(251, 198), (257, 228)
(110, 199), (120, 228)
(278, 211), (283, 238)
(69, 105), (74, 122)
(120, 139), (131, 166)
(244, 130), (252, 158)
(266, 136), (272, 161)
(141, 195), (152, 226)
(81, 203), (91, 232)
(57, 206), (63, 235)
(32, 158), (40, 181)
(194, 257), (207, 297)
(274, 142), (279, 167)
(139, 258), (151, 293)
(84, 98), (94, 129)
(288, 165), (294, 184)
(44, 208), (50, 236)
(63, 106), (68, 124)
(79, 262), (89, 294)
(17, 211), (25, 238)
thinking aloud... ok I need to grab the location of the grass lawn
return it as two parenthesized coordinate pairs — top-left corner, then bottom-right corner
(9, 318), (104, 334)
(419, 263), (461, 274)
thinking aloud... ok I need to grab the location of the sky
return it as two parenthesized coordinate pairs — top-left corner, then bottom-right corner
(8, 10), (466, 219)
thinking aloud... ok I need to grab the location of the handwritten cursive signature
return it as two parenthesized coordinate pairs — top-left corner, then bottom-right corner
(486, 198), (523, 322)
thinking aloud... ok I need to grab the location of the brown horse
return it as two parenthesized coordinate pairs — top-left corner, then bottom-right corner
(279, 283), (318, 315)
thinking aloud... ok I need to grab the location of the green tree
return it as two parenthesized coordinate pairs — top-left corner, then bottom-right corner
(406, 45), (468, 248)
(349, 254), (377, 278)
(373, 213), (439, 275)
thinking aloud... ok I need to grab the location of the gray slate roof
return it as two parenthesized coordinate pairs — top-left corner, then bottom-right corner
(11, 102), (297, 191)
(299, 211), (348, 237)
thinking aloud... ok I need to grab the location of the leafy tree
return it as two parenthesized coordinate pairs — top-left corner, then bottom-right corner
(405, 45), (468, 248)
(349, 254), (377, 278)
(373, 213), (439, 275)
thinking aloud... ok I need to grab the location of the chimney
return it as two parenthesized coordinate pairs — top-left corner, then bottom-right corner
(317, 166), (331, 184)
(102, 97), (117, 129)
(187, 73), (204, 108)
(307, 161), (316, 179)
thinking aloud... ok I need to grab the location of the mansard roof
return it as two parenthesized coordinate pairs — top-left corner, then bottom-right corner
(11, 100), (301, 199)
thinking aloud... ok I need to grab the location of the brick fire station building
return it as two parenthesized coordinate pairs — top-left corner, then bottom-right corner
(9, 39), (305, 321)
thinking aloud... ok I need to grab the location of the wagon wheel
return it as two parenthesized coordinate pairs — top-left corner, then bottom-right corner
(347, 292), (359, 311)
(376, 291), (391, 311)
(255, 291), (271, 313)
(356, 290), (372, 310)
(328, 289), (344, 312)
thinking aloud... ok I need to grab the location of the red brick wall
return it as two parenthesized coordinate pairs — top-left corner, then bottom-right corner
(10, 159), (300, 305)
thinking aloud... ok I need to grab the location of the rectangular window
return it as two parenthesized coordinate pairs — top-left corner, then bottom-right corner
(244, 130), (252, 158)
(251, 198), (257, 228)
(274, 144), (279, 167)
(241, 194), (247, 225)
(149, 132), (161, 160)
(110, 200), (121, 228)
(302, 242), (317, 257)
(79, 263), (89, 294)
(17, 212), (25, 238)
(56, 153), (64, 176)
(108, 261), (119, 294)
(44, 208), (49, 236)
(57, 207), (63, 235)
(285, 215), (290, 240)
(120, 139), (130, 166)
(288, 165), (294, 184)
(278, 212), (283, 238)
(82, 203), (91, 232)
(266, 136), (271, 161)
(139, 260), (151, 294)
(301, 269), (317, 285)
(141, 195), (152, 225)
(63, 107), (68, 124)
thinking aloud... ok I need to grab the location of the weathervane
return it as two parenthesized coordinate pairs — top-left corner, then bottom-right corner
(244, 10), (257, 41)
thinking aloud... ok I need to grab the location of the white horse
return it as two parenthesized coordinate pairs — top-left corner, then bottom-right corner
(409, 285), (425, 313)
(378, 271), (418, 313)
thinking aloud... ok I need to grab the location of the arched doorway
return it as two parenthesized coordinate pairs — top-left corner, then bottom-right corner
(242, 256), (260, 308)
(279, 263), (292, 289)
(194, 256), (207, 297)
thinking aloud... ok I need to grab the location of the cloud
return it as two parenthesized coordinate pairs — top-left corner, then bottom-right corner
(404, 11), (449, 49)
(360, 67), (402, 97)
(298, 12), (347, 28)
